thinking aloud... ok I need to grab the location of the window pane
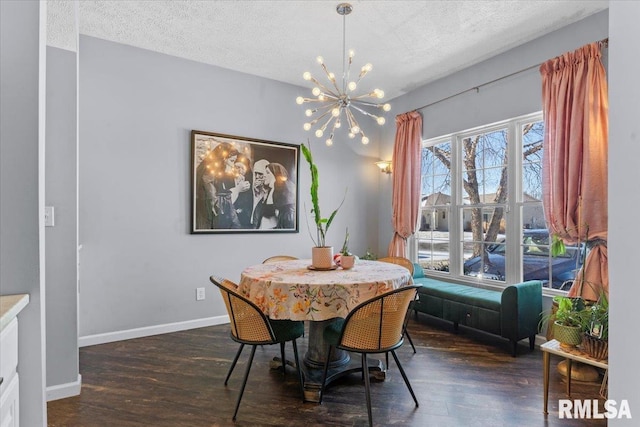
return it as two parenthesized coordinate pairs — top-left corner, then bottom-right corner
(462, 207), (506, 282)
(418, 140), (452, 274)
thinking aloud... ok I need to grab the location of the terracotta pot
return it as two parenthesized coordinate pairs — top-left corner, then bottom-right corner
(341, 255), (355, 269)
(311, 246), (334, 269)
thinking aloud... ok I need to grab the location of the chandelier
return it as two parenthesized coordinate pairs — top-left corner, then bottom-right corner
(296, 3), (390, 146)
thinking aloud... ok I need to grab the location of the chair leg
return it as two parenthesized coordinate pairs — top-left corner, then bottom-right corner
(362, 353), (373, 427)
(390, 350), (419, 407)
(280, 341), (287, 376)
(225, 343), (244, 385)
(232, 345), (257, 421)
(291, 339), (305, 402)
(319, 345), (333, 404)
(405, 328), (417, 353)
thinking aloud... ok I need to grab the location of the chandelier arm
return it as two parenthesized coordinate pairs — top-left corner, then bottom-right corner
(346, 108), (362, 133)
(309, 77), (340, 98)
(318, 63), (343, 94)
(352, 100), (385, 108)
(350, 104), (380, 119)
(308, 109), (334, 127)
(319, 115), (336, 133)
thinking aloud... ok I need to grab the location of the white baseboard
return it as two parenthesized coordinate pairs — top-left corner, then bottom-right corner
(78, 315), (229, 347)
(47, 374), (82, 401)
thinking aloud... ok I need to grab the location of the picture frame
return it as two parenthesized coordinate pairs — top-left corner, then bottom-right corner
(191, 130), (299, 234)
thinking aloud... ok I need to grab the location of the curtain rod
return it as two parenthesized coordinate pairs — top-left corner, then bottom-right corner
(412, 37), (608, 113)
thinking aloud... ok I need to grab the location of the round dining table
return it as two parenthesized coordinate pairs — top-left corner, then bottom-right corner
(238, 258), (414, 402)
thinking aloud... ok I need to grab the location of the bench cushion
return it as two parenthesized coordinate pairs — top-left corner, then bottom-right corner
(416, 278), (501, 312)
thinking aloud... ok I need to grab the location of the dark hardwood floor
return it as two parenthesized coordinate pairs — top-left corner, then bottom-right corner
(48, 315), (607, 426)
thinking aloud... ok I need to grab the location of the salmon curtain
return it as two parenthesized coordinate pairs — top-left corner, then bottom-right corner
(388, 111), (423, 257)
(540, 41), (608, 301)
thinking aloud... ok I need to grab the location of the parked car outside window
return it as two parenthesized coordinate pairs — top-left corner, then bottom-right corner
(463, 229), (582, 290)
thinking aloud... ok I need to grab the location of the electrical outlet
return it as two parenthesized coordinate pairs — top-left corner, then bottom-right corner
(196, 287), (205, 301)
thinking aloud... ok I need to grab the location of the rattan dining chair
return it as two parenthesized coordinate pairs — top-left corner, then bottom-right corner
(210, 276), (305, 420)
(377, 257), (417, 355)
(262, 255), (298, 263)
(319, 285), (421, 427)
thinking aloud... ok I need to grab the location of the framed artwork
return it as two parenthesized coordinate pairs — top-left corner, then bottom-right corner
(191, 130), (299, 234)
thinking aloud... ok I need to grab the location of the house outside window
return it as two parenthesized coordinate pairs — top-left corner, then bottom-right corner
(414, 112), (581, 292)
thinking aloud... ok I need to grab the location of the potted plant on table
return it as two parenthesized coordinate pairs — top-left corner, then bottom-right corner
(339, 228), (355, 269)
(300, 142), (346, 269)
(580, 293), (608, 360)
(541, 295), (588, 347)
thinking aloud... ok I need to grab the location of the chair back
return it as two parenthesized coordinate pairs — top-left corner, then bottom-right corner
(210, 276), (274, 343)
(378, 256), (414, 275)
(262, 255), (298, 264)
(338, 285), (420, 352)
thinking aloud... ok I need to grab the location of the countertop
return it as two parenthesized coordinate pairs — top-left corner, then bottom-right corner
(0, 294), (29, 332)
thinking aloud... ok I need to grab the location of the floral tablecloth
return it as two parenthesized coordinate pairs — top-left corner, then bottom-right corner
(238, 259), (413, 321)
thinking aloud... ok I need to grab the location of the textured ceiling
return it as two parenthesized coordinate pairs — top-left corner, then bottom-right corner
(47, 0), (608, 100)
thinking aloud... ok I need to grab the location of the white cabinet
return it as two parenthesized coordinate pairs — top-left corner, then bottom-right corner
(0, 295), (28, 427)
(0, 318), (19, 427)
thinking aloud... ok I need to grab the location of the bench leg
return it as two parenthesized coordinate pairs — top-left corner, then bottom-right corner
(453, 321), (459, 333)
(529, 335), (535, 351)
(511, 340), (518, 357)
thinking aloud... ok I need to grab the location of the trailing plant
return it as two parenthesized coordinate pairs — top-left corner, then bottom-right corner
(300, 142), (346, 247)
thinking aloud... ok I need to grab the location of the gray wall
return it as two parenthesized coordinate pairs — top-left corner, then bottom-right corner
(45, 46), (79, 394)
(77, 36), (381, 340)
(0, 1), (47, 425)
(609, 1), (640, 425)
(376, 11), (609, 258)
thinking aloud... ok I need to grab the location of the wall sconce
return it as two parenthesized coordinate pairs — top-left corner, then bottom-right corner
(375, 160), (392, 174)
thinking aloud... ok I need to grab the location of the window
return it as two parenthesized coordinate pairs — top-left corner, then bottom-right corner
(415, 113), (581, 292)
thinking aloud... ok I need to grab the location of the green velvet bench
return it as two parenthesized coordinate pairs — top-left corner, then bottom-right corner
(411, 264), (542, 356)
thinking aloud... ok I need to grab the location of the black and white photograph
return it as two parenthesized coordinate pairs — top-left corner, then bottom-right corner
(191, 130), (299, 234)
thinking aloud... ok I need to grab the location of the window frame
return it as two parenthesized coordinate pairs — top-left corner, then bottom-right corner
(412, 112), (568, 295)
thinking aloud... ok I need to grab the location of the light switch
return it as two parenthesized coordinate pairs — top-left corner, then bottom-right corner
(45, 206), (55, 227)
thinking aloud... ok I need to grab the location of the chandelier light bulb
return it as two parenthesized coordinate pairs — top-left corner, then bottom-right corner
(348, 49), (355, 58)
(329, 72), (335, 80)
(374, 89), (385, 98)
(316, 56), (324, 64)
(304, 123), (312, 131)
(348, 132), (355, 139)
(351, 125), (360, 134)
(362, 63), (372, 72)
(296, 96), (304, 105)
(383, 103), (391, 111)
(376, 117), (386, 125)
(315, 129), (324, 138)
(318, 94), (326, 101)
(335, 119), (341, 128)
(331, 108), (340, 117)
(348, 81), (357, 91)
(305, 109), (314, 117)
(361, 136), (369, 145)
(303, 72), (312, 81)
(312, 87), (321, 96)
(326, 138), (333, 146)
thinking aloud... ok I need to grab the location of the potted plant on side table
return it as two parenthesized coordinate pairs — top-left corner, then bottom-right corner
(581, 293), (608, 360)
(300, 142), (346, 269)
(541, 295), (588, 348)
